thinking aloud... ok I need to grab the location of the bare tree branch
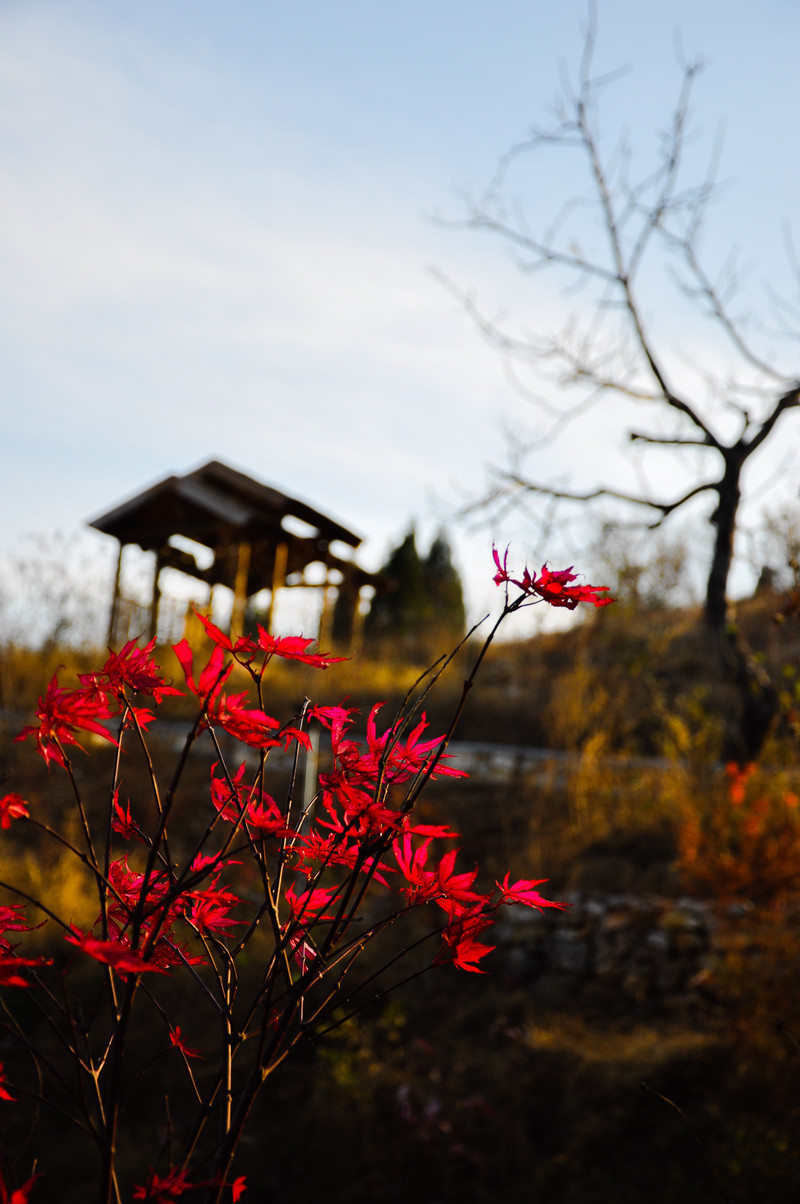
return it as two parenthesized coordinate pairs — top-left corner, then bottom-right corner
(629, 431), (715, 448)
(492, 470), (717, 526)
(665, 226), (791, 382)
(744, 383), (800, 455)
(439, 8), (800, 758)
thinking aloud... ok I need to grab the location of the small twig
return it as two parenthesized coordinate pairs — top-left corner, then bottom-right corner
(641, 1081), (734, 1202)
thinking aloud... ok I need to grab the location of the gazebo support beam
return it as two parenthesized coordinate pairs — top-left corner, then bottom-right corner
(264, 540), (288, 633)
(107, 542), (124, 647)
(230, 540), (252, 637)
(148, 549), (165, 643)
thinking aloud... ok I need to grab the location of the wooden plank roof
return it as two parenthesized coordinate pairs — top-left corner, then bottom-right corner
(88, 459), (363, 551)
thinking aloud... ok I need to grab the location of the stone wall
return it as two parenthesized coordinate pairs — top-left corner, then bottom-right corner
(494, 892), (715, 1005)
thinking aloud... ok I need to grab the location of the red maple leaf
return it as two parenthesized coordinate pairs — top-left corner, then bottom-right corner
(492, 546), (614, 610)
(65, 929), (167, 975)
(0, 794), (29, 828)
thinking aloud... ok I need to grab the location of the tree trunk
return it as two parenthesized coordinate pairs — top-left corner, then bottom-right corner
(705, 464), (740, 642)
(706, 455), (778, 762)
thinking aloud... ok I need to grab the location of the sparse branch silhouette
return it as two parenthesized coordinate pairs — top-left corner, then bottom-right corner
(439, 6), (800, 758)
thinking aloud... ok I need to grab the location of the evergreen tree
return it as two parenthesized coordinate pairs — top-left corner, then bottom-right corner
(364, 527), (465, 658)
(331, 576), (358, 648)
(423, 532), (465, 641)
(364, 529), (425, 645)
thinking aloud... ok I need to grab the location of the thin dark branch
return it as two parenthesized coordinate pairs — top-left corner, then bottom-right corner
(664, 225), (791, 383)
(641, 1081), (735, 1202)
(493, 469), (718, 523)
(744, 383), (800, 455)
(629, 430), (715, 448)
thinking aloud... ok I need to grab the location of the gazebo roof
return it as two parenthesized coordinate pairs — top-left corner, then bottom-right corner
(89, 459), (362, 550)
(88, 460), (374, 593)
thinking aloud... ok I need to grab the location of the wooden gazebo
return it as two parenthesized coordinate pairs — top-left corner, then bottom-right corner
(88, 460), (377, 646)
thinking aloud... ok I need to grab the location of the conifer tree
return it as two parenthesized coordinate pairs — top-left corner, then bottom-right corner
(423, 531), (466, 642)
(364, 529), (425, 645)
(364, 528), (465, 658)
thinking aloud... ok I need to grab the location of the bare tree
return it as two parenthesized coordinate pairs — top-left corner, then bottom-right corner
(440, 11), (800, 759)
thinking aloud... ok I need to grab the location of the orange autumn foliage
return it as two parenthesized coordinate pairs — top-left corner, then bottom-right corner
(680, 763), (800, 901)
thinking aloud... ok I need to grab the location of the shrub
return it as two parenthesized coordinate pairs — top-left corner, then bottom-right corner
(0, 550), (612, 1202)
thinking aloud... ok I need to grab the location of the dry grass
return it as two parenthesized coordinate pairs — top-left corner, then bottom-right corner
(4, 605), (800, 1200)
(522, 1015), (718, 1074)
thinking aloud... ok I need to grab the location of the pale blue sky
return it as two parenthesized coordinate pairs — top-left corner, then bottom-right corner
(2, 0), (799, 633)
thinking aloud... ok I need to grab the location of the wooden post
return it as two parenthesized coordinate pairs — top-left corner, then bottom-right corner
(265, 540), (288, 632)
(351, 585), (368, 655)
(302, 725), (320, 814)
(318, 577), (333, 649)
(148, 549), (164, 643)
(107, 542), (124, 647)
(231, 540), (252, 637)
